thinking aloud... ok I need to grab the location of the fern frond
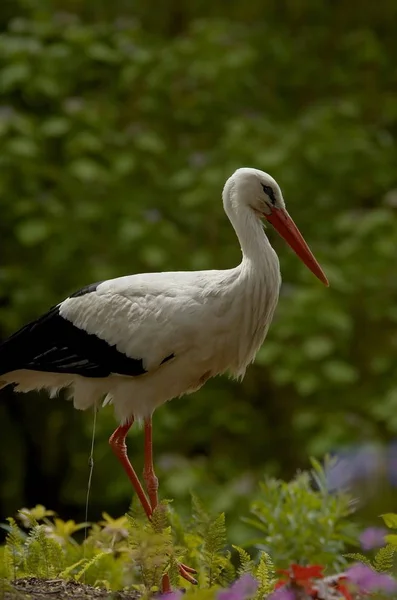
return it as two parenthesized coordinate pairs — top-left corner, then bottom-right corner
(24, 524), (64, 578)
(0, 548), (13, 580)
(218, 551), (235, 586)
(191, 493), (211, 536)
(59, 558), (87, 579)
(344, 553), (372, 568)
(5, 518), (25, 579)
(254, 552), (276, 598)
(203, 513), (228, 587)
(206, 513), (226, 557)
(233, 545), (254, 576)
(151, 500), (171, 534)
(127, 515), (173, 591)
(373, 545), (396, 573)
(74, 552), (108, 581)
(346, 546), (396, 574)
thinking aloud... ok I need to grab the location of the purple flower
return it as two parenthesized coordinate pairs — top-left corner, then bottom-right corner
(268, 586), (295, 600)
(346, 563), (397, 594)
(326, 447), (382, 491)
(159, 592), (183, 600)
(217, 574), (258, 600)
(359, 527), (387, 550)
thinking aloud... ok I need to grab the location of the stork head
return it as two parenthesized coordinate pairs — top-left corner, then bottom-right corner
(225, 168), (329, 286)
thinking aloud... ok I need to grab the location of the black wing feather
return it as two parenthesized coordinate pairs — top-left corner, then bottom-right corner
(0, 305), (146, 378)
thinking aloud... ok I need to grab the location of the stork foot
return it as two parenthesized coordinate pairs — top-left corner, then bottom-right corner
(161, 562), (197, 592)
(178, 562), (198, 585)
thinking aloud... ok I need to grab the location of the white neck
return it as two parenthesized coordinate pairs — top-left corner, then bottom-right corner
(221, 180), (281, 377)
(222, 178), (277, 268)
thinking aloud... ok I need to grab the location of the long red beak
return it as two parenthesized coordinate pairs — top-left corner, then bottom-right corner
(265, 208), (329, 286)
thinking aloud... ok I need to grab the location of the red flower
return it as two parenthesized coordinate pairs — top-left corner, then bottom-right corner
(275, 570), (290, 589)
(275, 564), (324, 594)
(290, 564), (324, 583)
(336, 578), (353, 600)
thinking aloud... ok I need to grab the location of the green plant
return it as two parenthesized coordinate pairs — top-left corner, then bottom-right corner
(0, 496), (235, 593)
(0, 514), (111, 585)
(243, 458), (358, 571)
(168, 495), (234, 588)
(1, 465), (393, 599)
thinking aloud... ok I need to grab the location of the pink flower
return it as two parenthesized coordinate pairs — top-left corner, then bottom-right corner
(217, 574), (258, 600)
(346, 563), (397, 594)
(359, 527), (387, 550)
(160, 592), (183, 600)
(268, 587), (295, 600)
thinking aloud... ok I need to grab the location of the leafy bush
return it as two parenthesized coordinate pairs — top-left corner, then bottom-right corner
(0, 499), (234, 592)
(243, 459), (358, 571)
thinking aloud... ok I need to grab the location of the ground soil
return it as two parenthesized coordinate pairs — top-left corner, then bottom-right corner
(1, 578), (141, 600)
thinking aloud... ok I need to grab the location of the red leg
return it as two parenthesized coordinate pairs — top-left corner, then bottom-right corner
(143, 417), (171, 593)
(109, 418), (197, 592)
(143, 417), (159, 511)
(109, 419), (152, 520)
(143, 417), (198, 589)
(109, 419), (173, 593)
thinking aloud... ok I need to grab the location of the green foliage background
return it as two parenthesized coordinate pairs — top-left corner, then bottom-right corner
(0, 0), (397, 539)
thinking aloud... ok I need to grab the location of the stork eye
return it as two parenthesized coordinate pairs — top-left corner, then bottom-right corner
(261, 184), (277, 205)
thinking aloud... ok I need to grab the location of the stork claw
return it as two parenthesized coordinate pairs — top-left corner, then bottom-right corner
(178, 563), (198, 585)
(179, 563), (197, 574)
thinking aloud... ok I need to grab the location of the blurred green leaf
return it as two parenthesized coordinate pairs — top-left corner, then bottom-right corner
(15, 220), (50, 246)
(381, 514), (397, 529)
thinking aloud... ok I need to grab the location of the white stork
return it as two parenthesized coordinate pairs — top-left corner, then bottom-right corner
(0, 168), (328, 591)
